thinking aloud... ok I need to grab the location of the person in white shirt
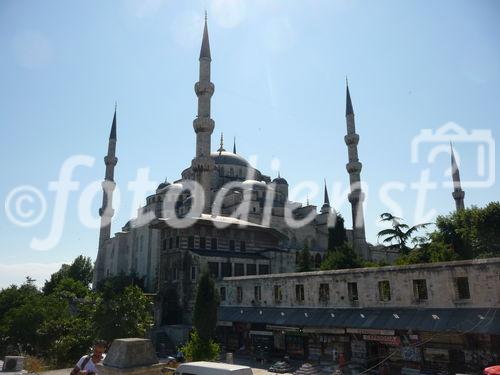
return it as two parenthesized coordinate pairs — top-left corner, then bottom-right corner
(71, 341), (107, 375)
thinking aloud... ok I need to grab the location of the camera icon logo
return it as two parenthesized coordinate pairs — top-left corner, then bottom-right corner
(411, 122), (495, 188)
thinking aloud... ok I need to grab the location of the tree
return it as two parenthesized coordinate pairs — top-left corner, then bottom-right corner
(182, 270), (220, 361)
(296, 245), (311, 272)
(432, 202), (500, 259)
(43, 256), (93, 295)
(377, 213), (430, 255)
(94, 285), (153, 342)
(328, 213), (348, 251)
(320, 244), (363, 270)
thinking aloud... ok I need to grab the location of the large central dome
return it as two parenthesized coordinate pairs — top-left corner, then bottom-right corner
(211, 151), (250, 167)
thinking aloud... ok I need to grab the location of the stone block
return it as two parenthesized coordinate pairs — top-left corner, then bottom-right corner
(2, 356), (25, 372)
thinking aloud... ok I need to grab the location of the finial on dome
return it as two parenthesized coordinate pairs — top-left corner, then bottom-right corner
(217, 132), (225, 154)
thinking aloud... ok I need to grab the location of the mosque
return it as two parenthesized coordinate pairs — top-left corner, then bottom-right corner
(92, 18), (465, 324)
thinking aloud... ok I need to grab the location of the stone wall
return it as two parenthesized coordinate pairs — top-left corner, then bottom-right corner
(218, 257), (500, 309)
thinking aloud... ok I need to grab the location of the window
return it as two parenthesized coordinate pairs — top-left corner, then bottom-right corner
(220, 287), (226, 301)
(190, 266), (196, 281)
(234, 263), (245, 276)
(162, 239), (167, 250)
(295, 284), (305, 302)
(240, 241), (246, 252)
(237, 287), (243, 303)
(199, 237), (206, 249)
(188, 236), (194, 248)
(348, 282), (359, 301)
(169, 237), (173, 249)
(295, 251), (300, 264)
(319, 283), (330, 303)
(229, 240), (235, 251)
(221, 263), (232, 278)
(211, 238), (218, 250)
(378, 280), (391, 301)
(455, 277), (470, 300)
(258, 264), (270, 275)
(172, 268), (178, 281)
(413, 279), (428, 301)
(254, 286), (261, 302)
(175, 236), (180, 248)
(274, 285), (283, 303)
(208, 262), (219, 279)
(246, 264), (257, 276)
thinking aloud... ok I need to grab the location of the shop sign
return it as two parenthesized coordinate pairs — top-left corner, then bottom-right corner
(249, 330), (273, 336)
(266, 325), (301, 332)
(303, 327), (345, 334)
(347, 328), (395, 335)
(217, 320), (233, 327)
(362, 334), (401, 346)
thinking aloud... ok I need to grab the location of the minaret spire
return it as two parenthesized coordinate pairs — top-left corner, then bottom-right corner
(344, 81), (368, 259)
(450, 142), (465, 211)
(94, 105), (118, 286)
(192, 15), (216, 213)
(321, 179), (331, 214)
(233, 137), (237, 154)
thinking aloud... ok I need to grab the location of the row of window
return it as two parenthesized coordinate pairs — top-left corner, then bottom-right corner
(162, 236), (246, 252)
(209, 262), (269, 279)
(220, 277), (471, 304)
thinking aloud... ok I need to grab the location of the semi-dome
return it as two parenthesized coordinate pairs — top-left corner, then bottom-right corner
(211, 151), (250, 167)
(273, 176), (288, 185)
(157, 181), (170, 191)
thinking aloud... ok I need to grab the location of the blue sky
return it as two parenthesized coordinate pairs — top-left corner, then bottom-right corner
(1, 0), (499, 288)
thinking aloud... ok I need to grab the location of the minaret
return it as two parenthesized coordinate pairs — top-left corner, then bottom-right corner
(191, 14), (215, 213)
(321, 179), (331, 214)
(450, 143), (465, 211)
(95, 105), (118, 285)
(344, 81), (369, 259)
(233, 137), (237, 154)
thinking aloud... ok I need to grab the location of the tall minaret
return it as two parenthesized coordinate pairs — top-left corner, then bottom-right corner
(344, 81), (369, 259)
(191, 14), (215, 213)
(95, 106), (118, 285)
(450, 142), (465, 211)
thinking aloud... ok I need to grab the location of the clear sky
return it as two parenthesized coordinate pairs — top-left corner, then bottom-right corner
(1, 0), (499, 288)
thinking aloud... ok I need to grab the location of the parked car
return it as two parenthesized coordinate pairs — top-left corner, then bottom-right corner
(174, 361), (253, 375)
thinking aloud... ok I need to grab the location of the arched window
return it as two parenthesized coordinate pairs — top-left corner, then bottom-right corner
(230, 167), (234, 176)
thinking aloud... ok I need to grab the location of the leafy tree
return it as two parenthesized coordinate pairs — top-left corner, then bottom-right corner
(43, 256), (93, 295)
(161, 288), (182, 325)
(296, 245), (311, 272)
(377, 213), (430, 255)
(320, 243), (363, 270)
(396, 240), (459, 265)
(432, 202), (500, 259)
(328, 213), (348, 251)
(94, 285), (153, 342)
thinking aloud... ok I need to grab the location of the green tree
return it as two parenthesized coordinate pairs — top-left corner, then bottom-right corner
(432, 202), (500, 259)
(296, 245), (311, 272)
(377, 213), (430, 255)
(94, 285), (153, 342)
(43, 256), (93, 295)
(182, 270), (220, 361)
(327, 213), (348, 251)
(320, 243), (363, 270)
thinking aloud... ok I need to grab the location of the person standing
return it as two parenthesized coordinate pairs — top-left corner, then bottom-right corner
(70, 341), (107, 375)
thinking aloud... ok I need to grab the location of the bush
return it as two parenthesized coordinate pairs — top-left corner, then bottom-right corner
(181, 331), (220, 362)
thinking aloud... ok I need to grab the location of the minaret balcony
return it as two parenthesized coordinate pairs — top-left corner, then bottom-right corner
(346, 161), (362, 174)
(344, 133), (359, 146)
(194, 81), (215, 96)
(193, 117), (215, 133)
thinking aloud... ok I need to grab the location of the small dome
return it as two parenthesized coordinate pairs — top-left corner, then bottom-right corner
(273, 176), (288, 185)
(157, 181), (170, 191)
(211, 151), (250, 167)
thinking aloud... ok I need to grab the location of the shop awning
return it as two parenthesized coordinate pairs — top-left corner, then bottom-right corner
(218, 306), (500, 334)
